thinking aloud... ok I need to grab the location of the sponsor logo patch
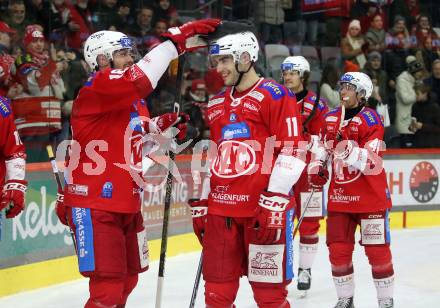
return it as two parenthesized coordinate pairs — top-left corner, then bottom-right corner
(248, 90), (264, 102)
(259, 81), (286, 100)
(248, 244), (284, 283)
(221, 122), (250, 140)
(101, 182), (113, 198)
(361, 110), (380, 127)
(67, 184), (89, 196)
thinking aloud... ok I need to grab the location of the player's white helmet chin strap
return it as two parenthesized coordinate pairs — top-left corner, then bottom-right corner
(208, 31), (259, 87)
(83, 30), (135, 71)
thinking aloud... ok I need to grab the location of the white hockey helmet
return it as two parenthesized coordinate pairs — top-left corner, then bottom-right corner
(83, 30), (134, 71)
(281, 56), (310, 77)
(208, 31), (259, 63)
(338, 72), (373, 100)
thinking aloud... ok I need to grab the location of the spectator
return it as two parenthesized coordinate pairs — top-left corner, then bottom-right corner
(3, 0), (32, 49)
(154, 0), (179, 27)
(415, 36), (440, 73)
(92, 0), (120, 31)
(410, 14), (439, 49)
(257, 0), (285, 44)
(409, 86), (440, 147)
(324, 0), (353, 46)
(25, 0), (46, 26)
(424, 59), (440, 101)
(113, 1), (132, 32)
(365, 14), (386, 54)
(390, 0), (420, 30)
(363, 51), (389, 107)
(0, 21), (23, 98)
(182, 79), (209, 143)
(341, 19), (368, 70)
(384, 15), (411, 86)
(320, 63), (340, 109)
(14, 25), (66, 99)
(395, 55), (425, 147)
(68, 0), (94, 50)
(153, 19), (168, 37)
(128, 6), (157, 54)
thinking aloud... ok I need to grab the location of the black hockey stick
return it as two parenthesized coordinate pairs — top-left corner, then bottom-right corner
(155, 53), (187, 308)
(46, 145), (77, 251)
(189, 251), (203, 308)
(293, 103), (345, 239)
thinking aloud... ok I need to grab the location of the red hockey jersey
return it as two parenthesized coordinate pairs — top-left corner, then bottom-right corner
(324, 106), (392, 213)
(0, 97), (26, 188)
(207, 78), (304, 217)
(64, 65), (152, 213)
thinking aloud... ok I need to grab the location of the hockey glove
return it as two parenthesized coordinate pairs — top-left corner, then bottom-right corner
(188, 199), (208, 245)
(55, 190), (69, 226)
(308, 160), (329, 188)
(253, 191), (294, 244)
(149, 112), (190, 140)
(162, 19), (221, 54)
(0, 180), (27, 218)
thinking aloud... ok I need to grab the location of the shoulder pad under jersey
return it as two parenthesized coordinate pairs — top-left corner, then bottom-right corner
(258, 79), (291, 100)
(0, 96), (11, 117)
(360, 107), (383, 127)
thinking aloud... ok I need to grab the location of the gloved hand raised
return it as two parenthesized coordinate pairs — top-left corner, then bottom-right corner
(253, 191), (295, 244)
(148, 112), (190, 140)
(162, 19), (221, 54)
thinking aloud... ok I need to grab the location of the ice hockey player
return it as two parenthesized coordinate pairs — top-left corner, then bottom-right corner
(54, 19), (220, 308)
(311, 72), (394, 308)
(0, 96), (27, 220)
(281, 56), (329, 296)
(188, 22), (306, 307)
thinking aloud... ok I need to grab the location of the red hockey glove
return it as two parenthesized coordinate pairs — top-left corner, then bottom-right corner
(55, 190), (69, 226)
(308, 160), (329, 188)
(162, 19), (221, 54)
(253, 191), (294, 244)
(149, 112), (190, 140)
(0, 180), (27, 218)
(188, 199), (208, 245)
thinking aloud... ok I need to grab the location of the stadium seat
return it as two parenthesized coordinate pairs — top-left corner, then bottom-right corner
(264, 44), (290, 82)
(321, 46), (342, 67)
(299, 46), (320, 70)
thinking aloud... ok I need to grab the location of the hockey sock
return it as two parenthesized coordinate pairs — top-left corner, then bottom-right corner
(205, 280), (239, 307)
(120, 274), (138, 305)
(332, 273), (355, 299)
(251, 285), (290, 308)
(299, 235), (319, 269)
(85, 277), (125, 308)
(374, 275), (394, 300)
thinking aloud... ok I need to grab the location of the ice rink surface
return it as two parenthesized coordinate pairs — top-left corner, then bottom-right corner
(1, 227), (439, 308)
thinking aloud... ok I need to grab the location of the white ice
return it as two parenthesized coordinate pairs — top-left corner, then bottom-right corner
(1, 227), (439, 308)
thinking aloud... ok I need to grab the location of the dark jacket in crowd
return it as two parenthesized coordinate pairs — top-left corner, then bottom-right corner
(411, 92), (440, 147)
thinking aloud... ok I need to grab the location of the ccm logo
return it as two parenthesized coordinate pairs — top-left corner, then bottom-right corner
(258, 195), (289, 211)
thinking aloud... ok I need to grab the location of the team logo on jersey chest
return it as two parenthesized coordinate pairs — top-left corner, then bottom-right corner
(212, 140), (256, 178)
(410, 161), (439, 203)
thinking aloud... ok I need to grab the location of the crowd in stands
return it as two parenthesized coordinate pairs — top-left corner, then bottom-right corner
(0, 0), (440, 162)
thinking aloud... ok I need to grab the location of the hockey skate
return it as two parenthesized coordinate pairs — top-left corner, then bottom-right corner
(333, 297), (354, 308)
(297, 268), (311, 298)
(378, 298), (393, 308)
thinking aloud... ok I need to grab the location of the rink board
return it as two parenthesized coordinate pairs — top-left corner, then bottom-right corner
(1, 151), (440, 297)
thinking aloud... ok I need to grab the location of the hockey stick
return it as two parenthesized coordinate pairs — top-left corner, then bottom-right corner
(155, 53), (187, 308)
(46, 145), (77, 251)
(293, 99), (346, 240)
(189, 251), (203, 308)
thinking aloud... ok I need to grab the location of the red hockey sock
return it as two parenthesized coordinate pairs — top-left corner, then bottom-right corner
(85, 277), (125, 308)
(251, 285), (290, 308)
(120, 274), (138, 305)
(205, 280), (239, 308)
